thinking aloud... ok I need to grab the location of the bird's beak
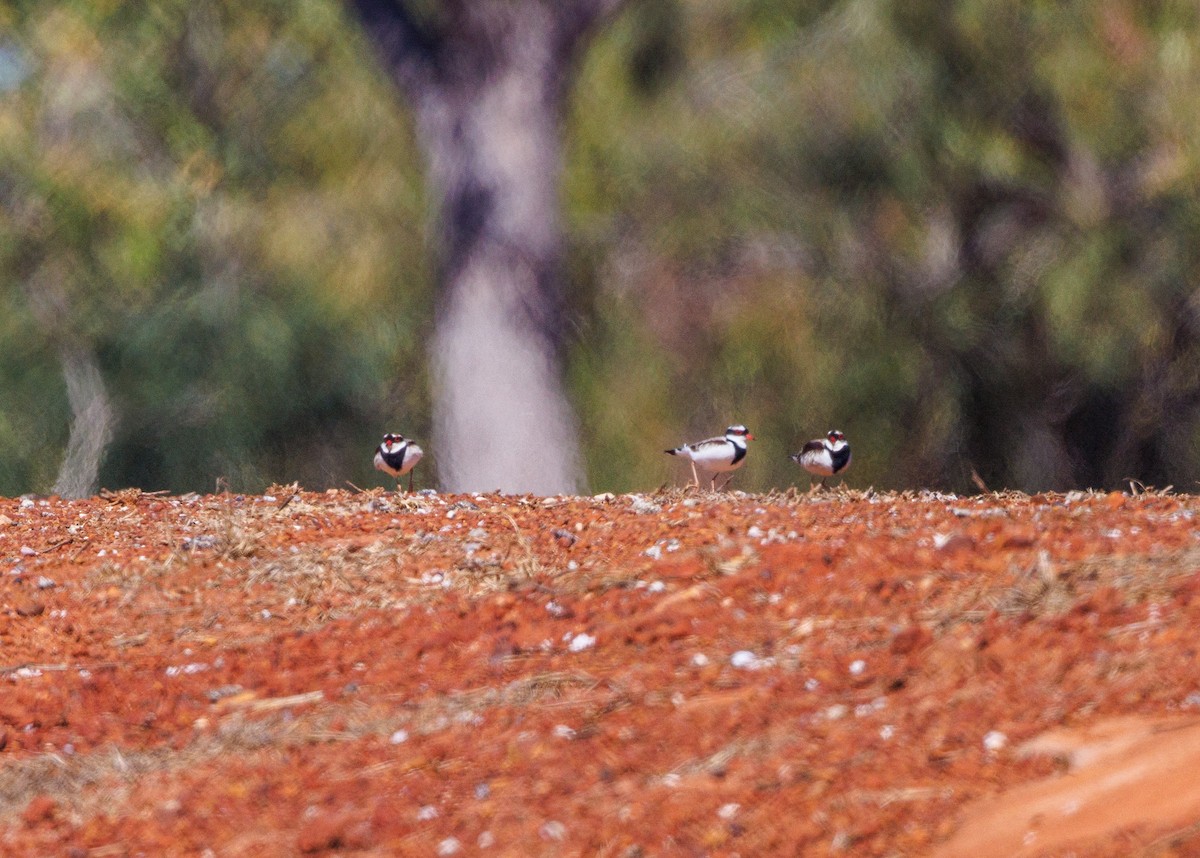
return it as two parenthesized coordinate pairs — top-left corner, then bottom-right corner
(746, 433), (755, 441)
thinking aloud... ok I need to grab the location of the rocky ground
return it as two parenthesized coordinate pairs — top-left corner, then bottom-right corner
(1, 486), (1200, 856)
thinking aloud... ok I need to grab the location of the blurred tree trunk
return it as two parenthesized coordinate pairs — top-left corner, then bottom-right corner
(23, 263), (115, 499)
(349, 0), (626, 494)
(53, 346), (115, 499)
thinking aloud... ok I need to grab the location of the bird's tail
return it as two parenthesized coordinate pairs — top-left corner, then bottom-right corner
(665, 448), (680, 456)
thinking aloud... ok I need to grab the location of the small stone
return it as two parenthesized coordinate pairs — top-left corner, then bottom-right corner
(730, 650), (759, 669)
(539, 821), (567, 841)
(389, 729), (409, 744)
(181, 534), (219, 551)
(36, 576), (55, 590)
(568, 633), (595, 653)
(14, 598), (45, 618)
(629, 495), (662, 515)
(983, 730), (1007, 752)
(19, 546), (36, 556)
(437, 837), (461, 856)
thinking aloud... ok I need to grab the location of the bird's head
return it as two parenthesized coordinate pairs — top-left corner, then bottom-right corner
(726, 425), (755, 441)
(381, 433), (406, 450)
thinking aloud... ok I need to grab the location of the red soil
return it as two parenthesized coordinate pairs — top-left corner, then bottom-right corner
(1, 486), (1199, 856)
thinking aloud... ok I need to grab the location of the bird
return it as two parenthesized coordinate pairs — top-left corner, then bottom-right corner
(374, 432), (424, 492)
(665, 425), (755, 490)
(791, 429), (851, 489)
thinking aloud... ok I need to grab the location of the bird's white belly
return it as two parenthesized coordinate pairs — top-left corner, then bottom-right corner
(375, 444), (423, 477)
(801, 449), (835, 476)
(684, 444), (740, 472)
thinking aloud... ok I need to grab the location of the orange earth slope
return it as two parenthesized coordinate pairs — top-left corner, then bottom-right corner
(2, 487), (1200, 856)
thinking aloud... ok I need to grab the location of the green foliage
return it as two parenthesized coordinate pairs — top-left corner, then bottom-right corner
(0, 0), (431, 494)
(5, 0), (1200, 494)
(567, 0), (1200, 491)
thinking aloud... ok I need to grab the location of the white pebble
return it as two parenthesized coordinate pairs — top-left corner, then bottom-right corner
(539, 820), (567, 841)
(477, 832), (495, 849)
(848, 659), (866, 675)
(717, 802), (740, 820)
(437, 837), (461, 856)
(416, 805), (438, 821)
(389, 729), (409, 744)
(730, 650), (759, 669)
(692, 653), (709, 667)
(983, 730), (1007, 752)
(880, 724), (895, 740)
(568, 633), (595, 653)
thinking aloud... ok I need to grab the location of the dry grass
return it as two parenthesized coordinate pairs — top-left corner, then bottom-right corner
(919, 546), (1200, 631)
(0, 670), (612, 823)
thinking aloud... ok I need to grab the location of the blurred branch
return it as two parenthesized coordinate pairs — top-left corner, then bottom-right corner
(346, 0), (441, 94)
(553, 0), (633, 62)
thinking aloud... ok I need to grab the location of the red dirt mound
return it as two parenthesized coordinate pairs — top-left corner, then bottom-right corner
(2, 486), (1199, 855)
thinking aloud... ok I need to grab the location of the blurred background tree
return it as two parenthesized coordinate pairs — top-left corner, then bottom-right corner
(2, 0), (1200, 496)
(0, 0), (432, 495)
(349, 0), (624, 495)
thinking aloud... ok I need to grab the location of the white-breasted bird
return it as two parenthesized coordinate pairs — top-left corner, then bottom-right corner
(374, 432), (424, 492)
(665, 425), (755, 490)
(791, 429), (851, 488)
